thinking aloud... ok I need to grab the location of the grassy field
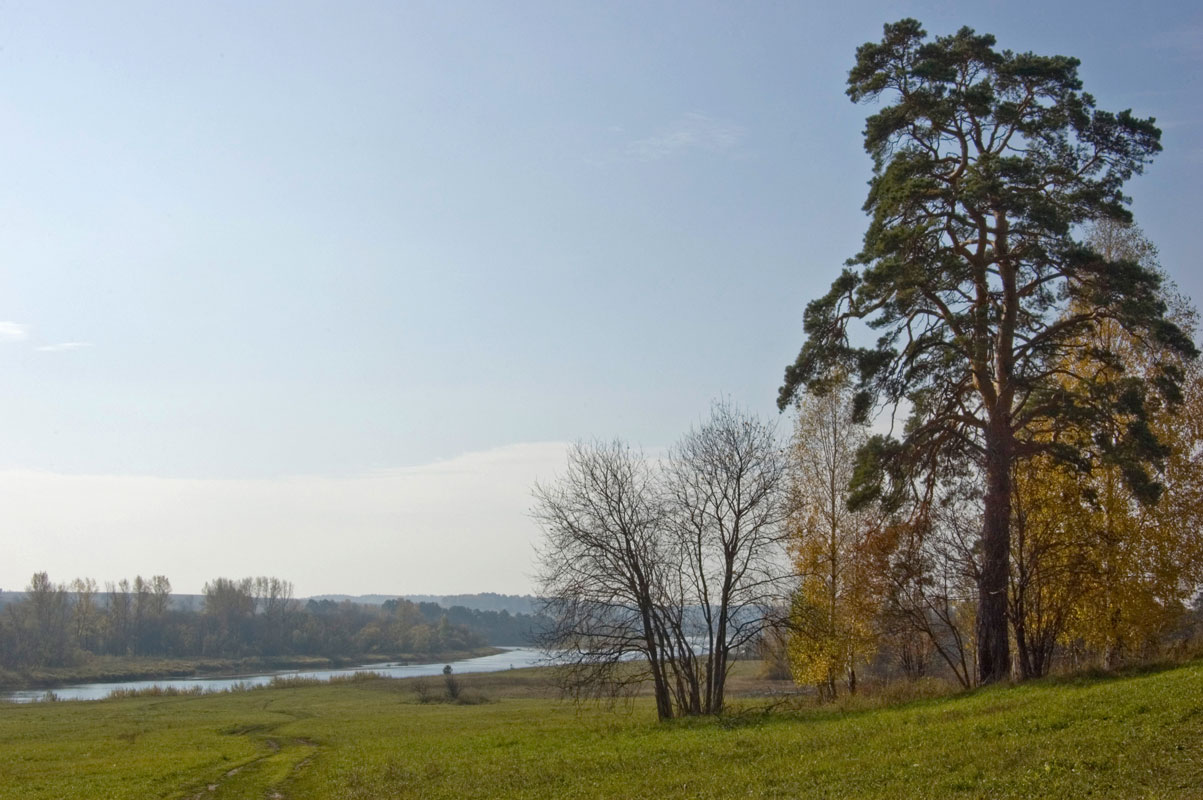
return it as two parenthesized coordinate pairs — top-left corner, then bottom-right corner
(1, 660), (1200, 799)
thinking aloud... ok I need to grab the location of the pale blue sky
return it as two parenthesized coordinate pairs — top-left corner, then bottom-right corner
(2, 2), (1200, 594)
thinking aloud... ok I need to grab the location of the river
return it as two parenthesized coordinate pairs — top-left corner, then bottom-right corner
(3, 647), (547, 703)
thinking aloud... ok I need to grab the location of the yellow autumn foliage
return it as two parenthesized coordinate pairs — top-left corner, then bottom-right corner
(1012, 228), (1203, 671)
(786, 384), (886, 696)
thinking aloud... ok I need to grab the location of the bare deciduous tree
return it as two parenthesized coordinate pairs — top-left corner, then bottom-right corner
(254, 576), (296, 651)
(882, 483), (980, 689)
(26, 572), (70, 666)
(666, 401), (788, 714)
(533, 440), (678, 719)
(533, 404), (788, 720)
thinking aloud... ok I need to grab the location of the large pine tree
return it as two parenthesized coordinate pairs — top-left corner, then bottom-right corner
(779, 20), (1196, 683)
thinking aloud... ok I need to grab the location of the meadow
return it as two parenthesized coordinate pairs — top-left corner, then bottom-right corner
(1, 660), (1200, 799)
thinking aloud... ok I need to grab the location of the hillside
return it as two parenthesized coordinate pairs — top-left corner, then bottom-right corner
(2, 659), (1200, 798)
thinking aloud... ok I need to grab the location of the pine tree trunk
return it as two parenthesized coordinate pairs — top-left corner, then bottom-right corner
(977, 419), (1013, 684)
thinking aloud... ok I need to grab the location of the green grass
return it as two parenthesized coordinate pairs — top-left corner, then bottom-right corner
(2, 661), (1201, 799)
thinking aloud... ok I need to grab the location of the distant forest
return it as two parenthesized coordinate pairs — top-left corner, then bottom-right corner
(308, 592), (538, 616)
(0, 573), (549, 672)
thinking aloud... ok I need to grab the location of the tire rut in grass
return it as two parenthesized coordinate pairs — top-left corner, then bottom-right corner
(263, 738), (321, 800)
(185, 732), (320, 799)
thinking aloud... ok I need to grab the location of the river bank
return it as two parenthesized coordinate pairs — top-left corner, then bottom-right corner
(0, 647), (502, 692)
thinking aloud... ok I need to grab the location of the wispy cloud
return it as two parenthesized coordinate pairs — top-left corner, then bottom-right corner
(0, 321), (29, 342)
(35, 341), (93, 353)
(624, 113), (746, 162)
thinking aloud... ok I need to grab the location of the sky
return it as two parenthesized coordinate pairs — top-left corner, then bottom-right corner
(2, 1), (1200, 596)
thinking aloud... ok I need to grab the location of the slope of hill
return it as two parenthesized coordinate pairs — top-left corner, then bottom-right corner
(3, 659), (1201, 799)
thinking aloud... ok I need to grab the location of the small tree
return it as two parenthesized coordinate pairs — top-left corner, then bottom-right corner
(202, 577), (256, 656)
(534, 406), (789, 720)
(881, 488), (980, 689)
(442, 664), (461, 700)
(26, 572), (70, 666)
(665, 401), (788, 714)
(533, 440), (680, 720)
(104, 579), (132, 656)
(786, 384), (883, 697)
(253, 576), (295, 653)
(70, 577), (100, 653)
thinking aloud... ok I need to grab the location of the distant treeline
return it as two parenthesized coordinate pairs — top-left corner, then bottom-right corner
(304, 592), (539, 616)
(0, 573), (549, 672)
(403, 593), (538, 616)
